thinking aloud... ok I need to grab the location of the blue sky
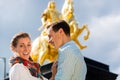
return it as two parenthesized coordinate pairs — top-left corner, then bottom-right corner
(0, 0), (120, 79)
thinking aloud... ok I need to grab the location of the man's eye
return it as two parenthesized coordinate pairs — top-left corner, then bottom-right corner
(48, 36), (51, 39)
(28, 44), (31, 46)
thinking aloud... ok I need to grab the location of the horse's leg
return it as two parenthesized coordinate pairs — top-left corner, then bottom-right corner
(82, 24), (90, 40)
(39, 48), (49, 65)
(73, 39), (87, 50)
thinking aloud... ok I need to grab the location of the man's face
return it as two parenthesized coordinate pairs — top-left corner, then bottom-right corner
(47, 27), (62, 49)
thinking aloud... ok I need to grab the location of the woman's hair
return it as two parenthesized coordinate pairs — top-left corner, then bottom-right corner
(10, 32), (31, 50)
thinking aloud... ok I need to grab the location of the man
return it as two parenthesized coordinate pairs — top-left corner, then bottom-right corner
(47, 20), (87, 80)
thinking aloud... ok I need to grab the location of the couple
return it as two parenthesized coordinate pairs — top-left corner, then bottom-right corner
(9, 20), (87, 80)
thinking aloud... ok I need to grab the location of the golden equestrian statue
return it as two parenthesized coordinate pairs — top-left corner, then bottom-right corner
(31, 0), (90, 65)
(40, 1), (62, 29)
(61, 0), (90, 49)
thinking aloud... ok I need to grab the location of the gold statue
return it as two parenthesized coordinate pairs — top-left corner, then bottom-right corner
(41, 1), (62, 28)
(62, 0), (90, 49)
(31, 0), (90, 65)
(31, 28), (58, 65)
(31, 1), (61, 65)
(61, 0), (74, 22)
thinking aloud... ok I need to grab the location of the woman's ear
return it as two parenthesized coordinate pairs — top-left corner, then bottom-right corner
(11, 46), (16, 52)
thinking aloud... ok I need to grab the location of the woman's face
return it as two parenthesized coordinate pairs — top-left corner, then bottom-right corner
(13, 37), (31, 60)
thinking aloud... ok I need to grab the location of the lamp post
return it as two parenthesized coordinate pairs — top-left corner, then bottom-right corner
(0, 57), (6, 79)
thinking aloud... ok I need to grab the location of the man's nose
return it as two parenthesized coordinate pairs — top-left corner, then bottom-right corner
(48, 38), (52, 43)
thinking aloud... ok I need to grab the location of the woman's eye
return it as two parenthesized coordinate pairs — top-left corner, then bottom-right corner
(20, 45), (24, 47)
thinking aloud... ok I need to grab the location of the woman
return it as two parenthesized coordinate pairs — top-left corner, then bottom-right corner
(9, 32), (45, 80)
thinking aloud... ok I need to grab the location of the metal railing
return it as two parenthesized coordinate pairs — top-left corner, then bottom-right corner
(0, 57), (6, 79)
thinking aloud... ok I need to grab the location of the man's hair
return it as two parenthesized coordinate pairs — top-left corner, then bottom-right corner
(47, 20), (70, 36)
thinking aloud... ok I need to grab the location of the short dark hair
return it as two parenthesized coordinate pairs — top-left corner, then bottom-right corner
(47, 20), (70, 36)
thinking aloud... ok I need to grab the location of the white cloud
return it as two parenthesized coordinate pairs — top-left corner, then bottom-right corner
(109, 45), (120, 63)
(82, 14), (120, 76)
(115, 67), (120, 80)
(116, 75), (120, 80)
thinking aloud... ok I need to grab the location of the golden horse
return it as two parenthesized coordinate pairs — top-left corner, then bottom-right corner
(31, 1), (60, 65)
(31, 0), (90, 65)
(31, 28), (58, 65)
(61, 0), (90, 49)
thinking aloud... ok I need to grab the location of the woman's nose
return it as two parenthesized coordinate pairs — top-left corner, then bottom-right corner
(24, 46), (29, 52)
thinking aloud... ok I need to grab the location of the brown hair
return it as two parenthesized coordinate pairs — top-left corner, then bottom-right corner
(10, 32), (31, 50)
